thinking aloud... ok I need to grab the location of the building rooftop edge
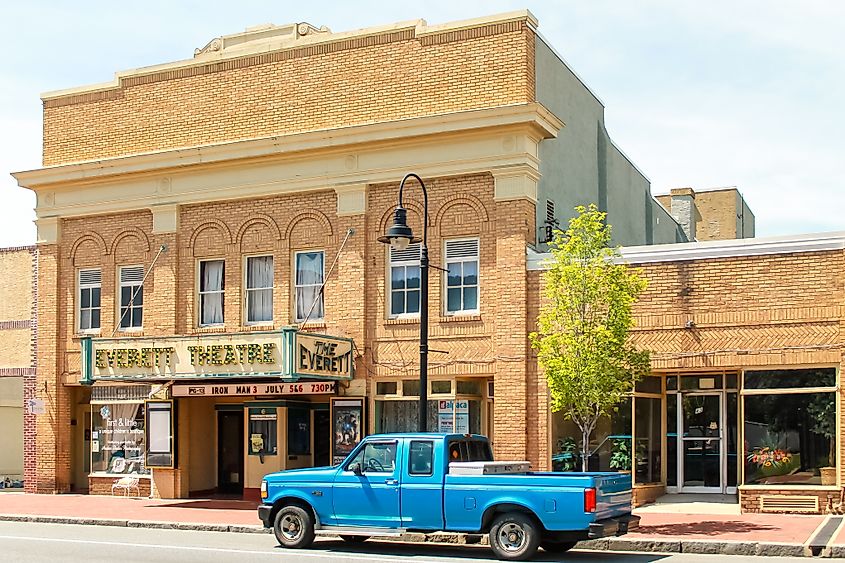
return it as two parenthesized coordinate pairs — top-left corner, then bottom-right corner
(527, 230), (845, 269)
(40, 10), (537, 101)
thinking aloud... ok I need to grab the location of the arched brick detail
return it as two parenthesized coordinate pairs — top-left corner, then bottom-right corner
(376, 199), (429, 235)
(284, 210), (333, 240)
(434, 194), (490, 235)
(188, 219), (233, 251)
(235, 214), (283, 247)
(70, 232), (108, 265)
(109, 227), (151, 256)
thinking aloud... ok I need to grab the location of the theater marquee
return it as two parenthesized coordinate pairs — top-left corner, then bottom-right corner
(80, 328), (354, 383)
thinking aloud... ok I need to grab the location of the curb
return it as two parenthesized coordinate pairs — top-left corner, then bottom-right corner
(0, 514), (820, 557)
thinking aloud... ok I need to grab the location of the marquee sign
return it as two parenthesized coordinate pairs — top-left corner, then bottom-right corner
(171, 381), (336, 397)
(80, 328), (354, 383)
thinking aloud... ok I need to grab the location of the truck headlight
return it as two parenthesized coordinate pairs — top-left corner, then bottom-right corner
(260, 479), (268, 500)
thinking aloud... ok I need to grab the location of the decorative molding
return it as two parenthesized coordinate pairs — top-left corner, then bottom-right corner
(35, 217), (60, 244)
(69, 232), (108, 262)
(434, 193), (490, 235)
(0, 320), (32, 330)
(492, 166), (540, 203)
(376, 199), (430, 235)
(109, 226), (152, 256)
(334, 185), (367, 216)
(188, 219), (233, 250)
(0, 367), (36, 377)
(151, 203), (179, 234)
(284, 210), (334, 240)
(235, 213), (283, 246)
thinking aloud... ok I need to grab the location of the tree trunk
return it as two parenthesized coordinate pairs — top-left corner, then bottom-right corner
(581, 428), (590, 472)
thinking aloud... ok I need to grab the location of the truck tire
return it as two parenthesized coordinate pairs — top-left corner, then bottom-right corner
(273, 505), (315, 549)
(489, 512), (541, 561)
(541, 539), (577, 553)
(339, 535), (369, 543)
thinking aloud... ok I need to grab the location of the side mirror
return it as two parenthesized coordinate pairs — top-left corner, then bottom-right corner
(350, 462), (363, 476)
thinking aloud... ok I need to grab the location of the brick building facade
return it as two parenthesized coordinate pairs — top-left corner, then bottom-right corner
(0, 246), (37, 490)
(13, 10), (834, 513)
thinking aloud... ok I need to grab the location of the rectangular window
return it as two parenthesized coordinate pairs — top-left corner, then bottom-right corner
(389, 243), (421, 317)
(245, 255), (274, 324)
(409, 441), (434, 475)
(119, 266), (144, 330)
(90, 402), (149, 475)
(444, 238), (479, 315)
(295, 251), (324, 322)
(198, 260), (224, 326)
(742, 368), (837, 486)
(287, 407), (311, 455)
(78, 269), (102, 332)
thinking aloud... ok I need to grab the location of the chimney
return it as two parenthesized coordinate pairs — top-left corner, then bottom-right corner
(668, 188), (698, 241)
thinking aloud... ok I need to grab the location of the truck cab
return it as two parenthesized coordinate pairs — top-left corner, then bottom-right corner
(258, 433), (637, 561)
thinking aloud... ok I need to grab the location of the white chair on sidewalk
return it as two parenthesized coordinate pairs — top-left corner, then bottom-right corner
(111, 476), (140, 497)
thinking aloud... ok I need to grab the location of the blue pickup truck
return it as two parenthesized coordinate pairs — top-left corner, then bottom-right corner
(258, 433), (638, 561)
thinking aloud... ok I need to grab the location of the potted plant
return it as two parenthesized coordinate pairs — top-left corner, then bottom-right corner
(609, 438), (632, 472)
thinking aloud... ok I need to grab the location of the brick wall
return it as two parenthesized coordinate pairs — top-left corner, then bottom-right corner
(43, 21), (535, 166)
(89, 475), (151, 497)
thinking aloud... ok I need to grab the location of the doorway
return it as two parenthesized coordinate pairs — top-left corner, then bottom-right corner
(313, 410), (330, 467)
(217, 411), (244, 495)
(673, 391), (737, 494)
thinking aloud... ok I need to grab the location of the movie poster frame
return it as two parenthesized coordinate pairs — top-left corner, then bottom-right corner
(330, 397), (366, 465)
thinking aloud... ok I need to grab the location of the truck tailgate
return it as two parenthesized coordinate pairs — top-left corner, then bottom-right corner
(593, 473), (633, 519)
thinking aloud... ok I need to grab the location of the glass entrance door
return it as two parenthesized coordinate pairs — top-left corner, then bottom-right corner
(679, 393), (725, 493)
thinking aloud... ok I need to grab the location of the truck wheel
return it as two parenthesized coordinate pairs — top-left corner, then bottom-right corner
(339, 535), (369, 543)
(489, 512), (541, 561)
(541, 539), (577, 553)
(273, 505), (315, 549)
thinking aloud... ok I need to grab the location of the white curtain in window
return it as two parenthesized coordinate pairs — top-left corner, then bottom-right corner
(296, 252), (324, 321)
(201, 261), (224, 325)
(248, 256), (274, 322)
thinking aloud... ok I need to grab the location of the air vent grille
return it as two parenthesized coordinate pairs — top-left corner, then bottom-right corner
(760, 495), (818, 513)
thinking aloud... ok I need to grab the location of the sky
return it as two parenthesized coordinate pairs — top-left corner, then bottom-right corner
(2, 1), (843, 246)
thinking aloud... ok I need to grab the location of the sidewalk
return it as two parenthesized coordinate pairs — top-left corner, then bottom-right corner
(1, 492), (843, 557)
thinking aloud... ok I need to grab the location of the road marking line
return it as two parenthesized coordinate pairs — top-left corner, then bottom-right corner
(0, 534), (463, 562)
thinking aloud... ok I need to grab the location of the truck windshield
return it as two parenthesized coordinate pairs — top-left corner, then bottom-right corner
(447, 439), (493, 462)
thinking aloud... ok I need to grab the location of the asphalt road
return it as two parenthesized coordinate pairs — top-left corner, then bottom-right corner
(0, 521), (813, 562)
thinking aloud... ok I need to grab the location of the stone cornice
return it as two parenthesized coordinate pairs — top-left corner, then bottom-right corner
(14, 103), (561, 191)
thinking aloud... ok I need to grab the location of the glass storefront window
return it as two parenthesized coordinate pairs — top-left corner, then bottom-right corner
(376, 400), (439, 433)
(91, 403), (149, 475)
(456, 380), (482, 395)
(431, 381), (452, 394)
(635, 376), (662, 394)
(680, 375), (722, 391)
(667, 395), (677, 486)
(743, 391), (835, 486)
(402, 380), (420, 396)
(744, 368), (835, 390)
(635, 397), (661, 484)
(287, 407), (310, 455)
(376, 381), (398, 395)
(552, 398), (632, 472)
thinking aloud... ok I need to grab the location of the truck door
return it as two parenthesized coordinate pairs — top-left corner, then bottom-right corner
(400, 439), (444, 530)
(332, 440), (401, 527)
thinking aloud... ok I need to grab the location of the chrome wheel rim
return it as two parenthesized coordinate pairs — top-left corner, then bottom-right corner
(498, 523), (526, 552)
(280, 513), (303, 541)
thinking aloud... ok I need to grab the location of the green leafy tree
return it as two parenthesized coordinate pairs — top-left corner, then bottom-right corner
(531, 205), (651, 472)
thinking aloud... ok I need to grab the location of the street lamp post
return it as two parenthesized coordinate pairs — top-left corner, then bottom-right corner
(378, 173), (429, 432)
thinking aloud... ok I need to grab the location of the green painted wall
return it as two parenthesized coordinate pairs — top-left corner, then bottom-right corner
(534, 36), (685, 246)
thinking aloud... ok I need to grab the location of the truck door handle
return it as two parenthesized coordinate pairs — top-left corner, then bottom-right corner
(385, 479), (398, 485)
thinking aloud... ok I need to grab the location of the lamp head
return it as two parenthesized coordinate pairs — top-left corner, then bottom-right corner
(378, 207), (420, 250)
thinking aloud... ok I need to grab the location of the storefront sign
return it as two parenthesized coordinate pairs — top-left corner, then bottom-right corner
(438, 400), (469, 434)
(171, 381), (336, 397)
(295, 333), (354, 379)
(80, 329), (355, 383)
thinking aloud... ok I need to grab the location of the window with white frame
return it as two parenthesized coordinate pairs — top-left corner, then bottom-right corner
(444, 238), (479, 315)
(245, 255), (273, 324)
(118, 266), (144, 329)
(198, 260), (224, 326)
(389, 243), (421, 317)
(295, 251), (324, 322)
(78, 269), (102, 332)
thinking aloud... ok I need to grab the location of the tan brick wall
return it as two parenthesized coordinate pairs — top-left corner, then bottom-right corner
(694, 190), (739, 241)
(43, 22), (536, 166)
(0, 251), (34, 320)
(0, 330), (33, 368)
(89, 475), (151, 497)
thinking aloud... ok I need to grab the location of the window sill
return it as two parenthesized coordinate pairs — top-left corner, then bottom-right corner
(74, 331), (102, 339)
(297, 321), (327, 330)
(439, 314), (482, 323)
(194, 326), (227, 334)
(385, 317), (420, 326)
(116, 329), (145, 336)
(241, 324), (276, 331)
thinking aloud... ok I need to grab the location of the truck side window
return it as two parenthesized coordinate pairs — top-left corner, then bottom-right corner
(347, 442), (397, 473)
(409, 441), (433, 475)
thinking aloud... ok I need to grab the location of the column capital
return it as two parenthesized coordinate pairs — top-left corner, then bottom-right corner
(35, 217), (60, 244)
(334, 184), (367, 216)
